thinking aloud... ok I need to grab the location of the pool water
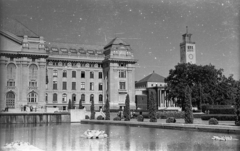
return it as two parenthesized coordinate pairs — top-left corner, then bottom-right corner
(0, 123), (239, 151)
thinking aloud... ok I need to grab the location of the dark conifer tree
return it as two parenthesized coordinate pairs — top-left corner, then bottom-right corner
(149, 91), (157, 122)
(185, 85), (194, 124)
(123, 94), (130, 121)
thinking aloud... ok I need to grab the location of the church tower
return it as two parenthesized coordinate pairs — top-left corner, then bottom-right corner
(180, 26), (196, 64)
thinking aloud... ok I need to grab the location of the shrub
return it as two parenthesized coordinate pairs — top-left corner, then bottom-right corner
(105, 98), (110, 120)
(209, 118), (218, 125)
(201, 114), (236, 121)
(97, 115), (104, 120)
(149, 91), (157, 122)
(209, 108), (235, 114)
(90, 97), (95, 119)
(123, 94), (131, 121)
(113, 117), (121, 121)
(85, 115), (90, 119)
(137, 115), (144, 122)
(166, 117), (176, 123)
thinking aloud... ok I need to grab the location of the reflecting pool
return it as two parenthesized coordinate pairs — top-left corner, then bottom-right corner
(0, 123), (239, 151)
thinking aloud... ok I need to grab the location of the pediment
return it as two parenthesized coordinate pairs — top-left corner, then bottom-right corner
(0, 32), (22, 53)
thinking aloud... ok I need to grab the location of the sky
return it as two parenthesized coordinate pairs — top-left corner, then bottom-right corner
(0, 0), (239, 81)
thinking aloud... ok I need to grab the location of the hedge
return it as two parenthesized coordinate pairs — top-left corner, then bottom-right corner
(201, 114), (236, 121)
(157, 111), (185, 119)
(201, 104), (234, 113)
(209, 108), (235, 114)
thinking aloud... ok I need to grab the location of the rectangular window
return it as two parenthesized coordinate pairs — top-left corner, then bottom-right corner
(119, 71), (126, 78)
(72, 82), (76, 90)
(81, 71), (85, 78)
(90, 82), (94, 91)
(7, 81), (15, 87)
(90, 72), (94, 79)
(29, 81), (37, 87)
(63, 82), (67, 90)
(119, 82), (126, 90)
(63, 71), (67, 77)
(99, 83), (103, 91)
(53, 81), (57, 90)
(72, 71), (76, 78)
(81, 82), (85, 90)
(99, 72), (102, 79)
(53, 70), (58, 77)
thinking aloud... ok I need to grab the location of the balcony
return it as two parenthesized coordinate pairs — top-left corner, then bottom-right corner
(118, 89), (127, 94)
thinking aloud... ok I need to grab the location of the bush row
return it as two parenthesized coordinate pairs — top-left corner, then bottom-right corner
(201, 104), (234, 113)
(208, 108), (235, 114)
(201, 114), (236, 121)
(156, 111), (185, 119)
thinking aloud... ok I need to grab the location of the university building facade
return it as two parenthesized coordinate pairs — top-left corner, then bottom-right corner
(0, 29), (137, 111)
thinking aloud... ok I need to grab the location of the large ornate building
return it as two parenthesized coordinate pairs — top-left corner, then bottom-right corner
(0, 27), (137, 111)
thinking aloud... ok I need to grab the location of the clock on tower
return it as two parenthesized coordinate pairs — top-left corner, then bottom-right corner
(180, 26), (196, 64)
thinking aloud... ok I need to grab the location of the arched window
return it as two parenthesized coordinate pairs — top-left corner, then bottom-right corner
(28, 91), (38, 103)
(6, 91), (15, 108)
(90, 94), (94, 102)
(99, 94), (103, 102)
(90, 71), (94, 79)
(63, 70), (67, 77)
(29, 64), (38, 79)
(62, 93), (67, 102)
(72, 94), (76, 102)
(53, 93), (57, 102)
(7, 63), (16, 79)
(81, 94), (85, 102)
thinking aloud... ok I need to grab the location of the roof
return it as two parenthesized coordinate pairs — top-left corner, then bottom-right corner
(46, 41), (104, 55)
(0, 18), (38, 37)
(135, 71), (165, 87)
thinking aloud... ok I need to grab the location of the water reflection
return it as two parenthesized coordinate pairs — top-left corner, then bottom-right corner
(0, 123), (239, 151)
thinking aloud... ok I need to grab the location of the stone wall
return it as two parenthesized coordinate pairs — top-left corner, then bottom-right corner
(0, 112), (70, 124)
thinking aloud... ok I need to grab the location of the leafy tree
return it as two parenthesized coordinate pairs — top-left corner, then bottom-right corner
(235, 82), (240, 124)
(105, 97), (110, 120)
(68, 99), (72, 110)
(164, 63), (235, 110)
(79, 99), (83, 109)
(185, 85), (194, 124)
(124, 94), (130, 121)
(90, 96), (95, 119)
(149, 91), (157, 122)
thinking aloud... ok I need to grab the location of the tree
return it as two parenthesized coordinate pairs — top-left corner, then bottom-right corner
(105, 97), (110, 120)
(72, 99), (75, 109)
(123, 94), (130, 121)
(68, 99), (72, 110)
(185, 85), (194, 124)
(79, 99), (83, 109)
(149, 91), (157, 122)
(235, 82), (240, 125)
(90, 96), (95, 119)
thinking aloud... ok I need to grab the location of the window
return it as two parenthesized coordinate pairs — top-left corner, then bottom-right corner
(53, 81), (57, 90)
(99, 94), (103, 102)
(53, 93), (57, 102)
(63, 82), (67, 90)
(119, 82), (126, 90)
(72, 71), (76, 78)
(29, 80), (37, 87)
(7, 63), (16, 79)
(7, 80), (15, 87)
(119, 70), (126, 78)
(53, 70), (58, 77)
(62, 93), (67, 102)
(63, 70), (67, 77)
(90, 94), (94, 102)
(90, 72), (94, 79)
(90, 82), (94, 91)
(46, 93), (48, 103)
(28, 91), (37, 103)
(81, 82), (85, 90)
(98, 72), (102, 79)
(72, 82), (76, 90)
(81, 71), (85, 78)
(72, 94), (76, 102)
(29, 64), (38, 79)
(99, 83), (103, 91)
(6, 91), (15, 108)
(81, 94), (85, 102)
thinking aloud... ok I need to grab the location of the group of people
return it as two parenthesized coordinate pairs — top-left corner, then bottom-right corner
(21, 105), (35, 112)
